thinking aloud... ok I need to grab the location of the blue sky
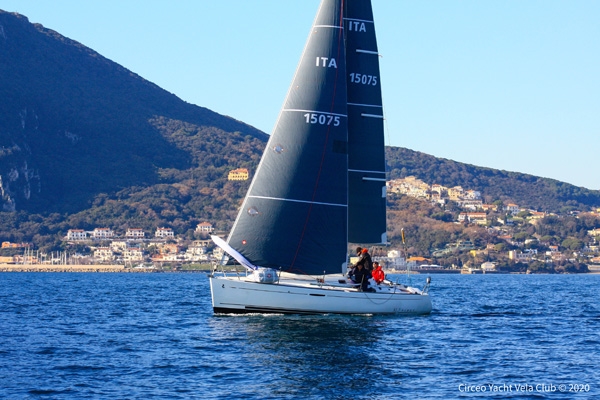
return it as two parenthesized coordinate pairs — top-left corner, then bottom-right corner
(2, 0), (599, 190)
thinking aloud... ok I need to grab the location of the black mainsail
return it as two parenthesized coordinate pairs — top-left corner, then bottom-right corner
(227, 0), (385, 276)
(345, 1), (387, 245)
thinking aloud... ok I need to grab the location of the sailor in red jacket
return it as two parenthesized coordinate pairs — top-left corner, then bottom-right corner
(372, 262), (385, 284)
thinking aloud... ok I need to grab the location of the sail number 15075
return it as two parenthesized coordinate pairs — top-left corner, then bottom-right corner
(304, 113), (341, 126)
(349, 73), (378, 86)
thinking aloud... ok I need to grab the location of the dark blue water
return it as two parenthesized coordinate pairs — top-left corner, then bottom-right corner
(1, 273), (598, 399)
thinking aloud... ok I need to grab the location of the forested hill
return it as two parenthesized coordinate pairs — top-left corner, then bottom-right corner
(386, 147), (600, 212)
(0, 10), (267, 214)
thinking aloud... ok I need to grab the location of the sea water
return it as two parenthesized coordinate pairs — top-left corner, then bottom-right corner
(0, 273), (598, 399)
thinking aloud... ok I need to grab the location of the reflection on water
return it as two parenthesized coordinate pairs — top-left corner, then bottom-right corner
(207, 313), (426, 398)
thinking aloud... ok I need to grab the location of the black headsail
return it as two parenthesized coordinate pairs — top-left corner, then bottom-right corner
(227, 0), (348, 275)
(345, 1), (387, 245)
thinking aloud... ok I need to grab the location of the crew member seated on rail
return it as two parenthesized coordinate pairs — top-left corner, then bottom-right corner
(372, 262), (385, 284)
(348, 263), (370, 292)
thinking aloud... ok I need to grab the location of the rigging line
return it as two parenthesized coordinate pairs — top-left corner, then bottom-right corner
(290, 1), (345, 273)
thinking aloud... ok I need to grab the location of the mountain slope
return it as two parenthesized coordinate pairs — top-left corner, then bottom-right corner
(0, 10), (267, 213)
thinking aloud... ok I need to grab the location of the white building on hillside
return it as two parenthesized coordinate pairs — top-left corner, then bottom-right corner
(66, 229), (87, 241)
(195, 222), (214, 234)
(126, 228), (145, 238)
(92, 228), (114, 239)
(155, 227), (174, 238)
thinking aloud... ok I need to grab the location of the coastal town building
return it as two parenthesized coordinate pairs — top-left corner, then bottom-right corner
(110, 241), (128, 252)
(123, 248), (144, 262)
(193, 239), (211, 248)
(481, 262), (496, 272)
(447, 186), (464, 201)
(1, 241), (29, 248)
(508, 250), (534, 262)
(506, 203), (520, 215)
(155, 227), (174, 238)
(160, 243), (181, 254)
(458, 212), (487, 225)
(481, 204), (498, 212)
(125, 228), (145, 238)
(464, 190), (481, 200)
(93, 247), (114, 262)
(66, 230), (88, 241)
(527, 211), (547, 224)
(228, 168), (249, 181)
(92, 228), (114, 239)
(212, 246), (225, 261)
(185, 245), (209, 262)
(456, 199), (483, 211)
(588, 228), (600, 237)
(195, 222), (214, 234)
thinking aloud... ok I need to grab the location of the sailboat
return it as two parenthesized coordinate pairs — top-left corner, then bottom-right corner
(209, 0), (432, 315)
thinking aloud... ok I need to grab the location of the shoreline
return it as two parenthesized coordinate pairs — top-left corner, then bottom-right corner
(0, 264), (145, 273)
(1, 264), (598, 274)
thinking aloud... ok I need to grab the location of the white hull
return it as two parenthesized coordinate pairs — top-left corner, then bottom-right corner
(209, 273), (432, 315)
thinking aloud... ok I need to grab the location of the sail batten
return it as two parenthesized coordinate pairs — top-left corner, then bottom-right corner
(282, 109), (347, 117)
(248, 195), (347, 208)
(348, 168), (385, 173)
(361, 113), (384, 118)
(314, 25), (343, 29)
(348, 103), (381, 108)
